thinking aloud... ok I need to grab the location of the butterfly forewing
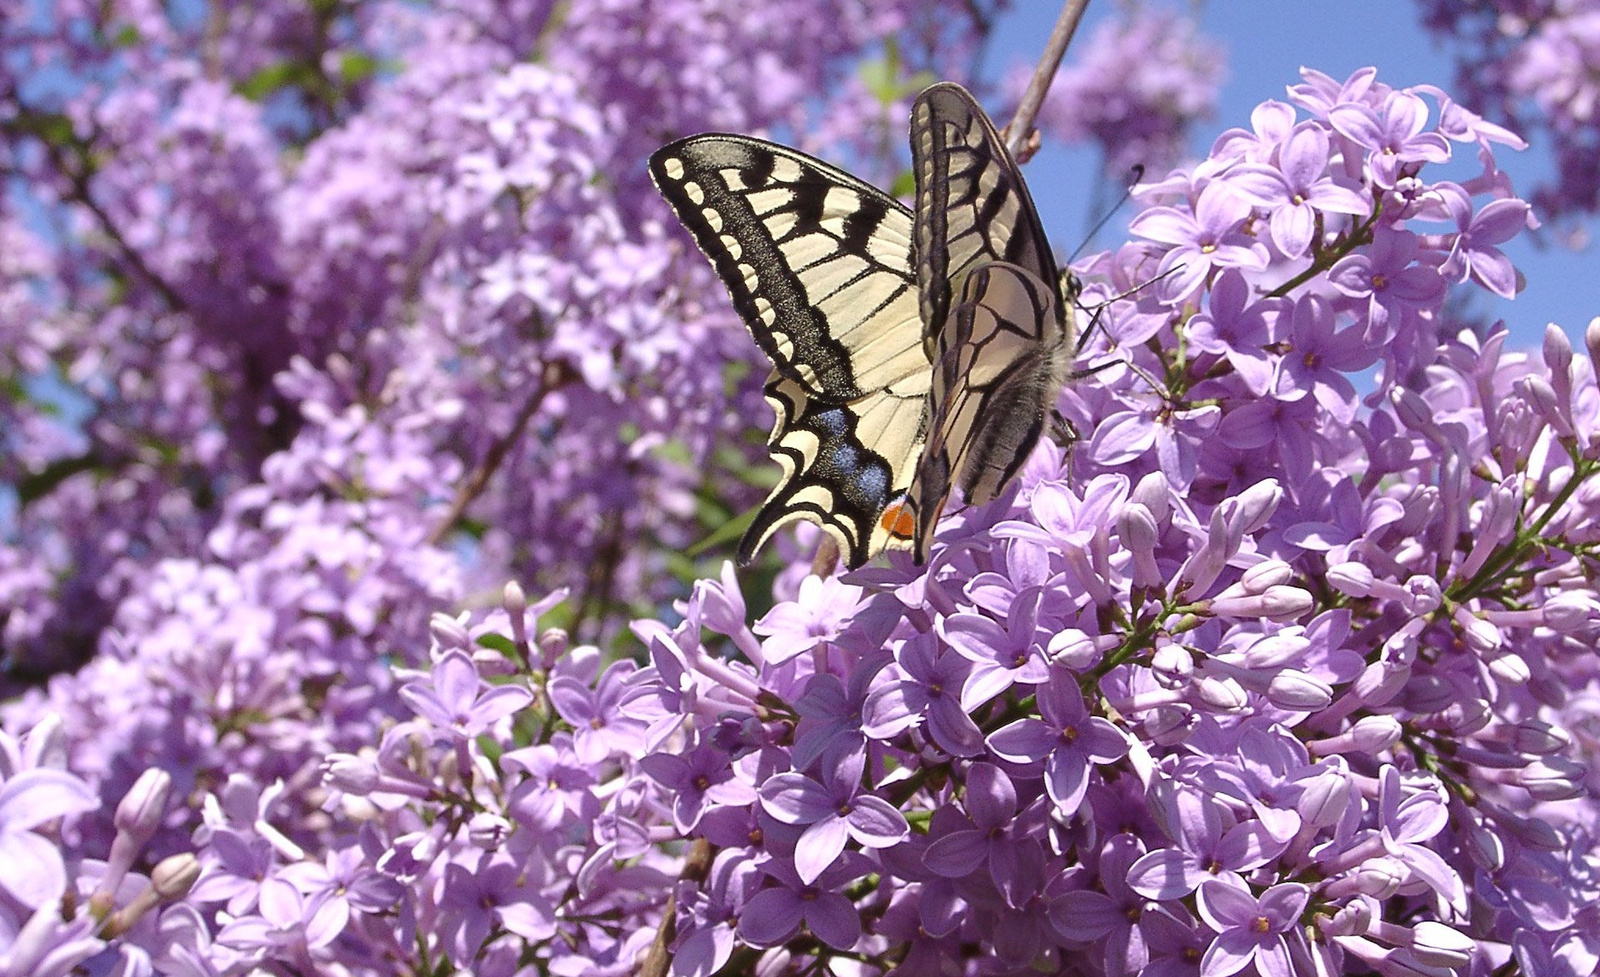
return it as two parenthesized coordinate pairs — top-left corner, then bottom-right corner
(650, 136), (929, 400)
(911, 82), (1060, 351)
(651, 134), (934, 567)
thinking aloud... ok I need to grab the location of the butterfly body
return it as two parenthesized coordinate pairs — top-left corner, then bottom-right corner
(650, 83), (1077, 568)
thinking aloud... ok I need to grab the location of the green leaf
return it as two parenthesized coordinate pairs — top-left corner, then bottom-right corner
(16, 453), (103, 507)
(338, 52), (380, 85)
(238, 62), (301, 101)
(476, 632), (518, 656)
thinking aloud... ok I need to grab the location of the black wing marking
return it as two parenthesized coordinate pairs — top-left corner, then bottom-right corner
(650, 135), (929, 401)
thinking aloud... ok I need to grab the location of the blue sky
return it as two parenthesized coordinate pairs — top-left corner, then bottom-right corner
(988, 1), (1599, 350)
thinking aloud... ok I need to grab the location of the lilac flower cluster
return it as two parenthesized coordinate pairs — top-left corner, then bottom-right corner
(1419, 0), (1600, 235)
(0, 0), (999, 688)
(1007, 5), (1225, 175)
(4, 5), (1599, 975)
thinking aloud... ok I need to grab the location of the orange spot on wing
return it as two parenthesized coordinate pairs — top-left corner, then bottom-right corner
(881, 499), (917, 541)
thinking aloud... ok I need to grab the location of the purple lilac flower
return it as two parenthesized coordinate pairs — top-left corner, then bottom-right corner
(987, 673), (1129, 814)
(736, 857), (866, 951)
(1229, 123), (1371, 258)
(758, 748), (908, 884)
(1195, 880), (1309, 977)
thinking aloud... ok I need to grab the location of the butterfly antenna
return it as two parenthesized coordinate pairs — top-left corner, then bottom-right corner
(1065, 163), (1145, 266)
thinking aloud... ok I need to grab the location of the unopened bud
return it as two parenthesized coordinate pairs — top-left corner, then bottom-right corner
(1410, 921), (1476, 968)
(1130, 471), (1171, 522)
(1524, 375), (1576, 438)
(115, 769), (173, 842)
(1465, 819), (1505, 871)
(151, 853), (201, 901)
(1519, 758), (1585, 801)
(1349, 715), (1403, 753)
(1456, 613), (1501, 655)
(323, 753), (382, 794)
(1510, 719), (1570, 756)
(1485, 651), (1530, 685)
(1319, 897), (1371, 937)
(1239, 559), (1294, 593)
(1047, 629), (1101, 670)
(1542, 593), (1598, 631)
(1152, 642), (1190, 687)
(1206, 585), (1314, 622)
(1296, 769), (1351, 827)
(1266, 670), (1333, 711)
(1197, 676), (1247, 711)
(1231, 479), (1283, 535)
(429, 612), (473, 651)
(1327, 561), (1374, 597)
(1243, 631), (1310, 669)
(1355, 856), (1406, 898)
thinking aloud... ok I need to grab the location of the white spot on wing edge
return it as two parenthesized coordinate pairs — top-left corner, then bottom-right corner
(661, 156), (685, 180)
(771, 157), (803, 182)
(684, 181), (705, 205)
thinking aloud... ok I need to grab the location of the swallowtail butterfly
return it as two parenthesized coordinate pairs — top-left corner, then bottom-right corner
(650, 83), (1076, 568)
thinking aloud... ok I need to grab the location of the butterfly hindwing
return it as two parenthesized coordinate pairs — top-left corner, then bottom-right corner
(907, 263), (1074, 562)
(741, 373), (925, 568)
(649, 136), (930, 401)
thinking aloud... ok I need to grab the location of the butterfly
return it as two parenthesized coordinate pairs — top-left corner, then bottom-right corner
(649, 82), (1077, 569)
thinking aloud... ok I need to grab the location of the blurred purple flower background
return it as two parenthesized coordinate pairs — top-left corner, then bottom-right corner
(3, 1), (1600, 975)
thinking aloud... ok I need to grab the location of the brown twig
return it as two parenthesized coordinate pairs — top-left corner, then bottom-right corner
(426, 359), (573, 547)
(636, 838), (716, 977)
(1003, 0), (1092, 161)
